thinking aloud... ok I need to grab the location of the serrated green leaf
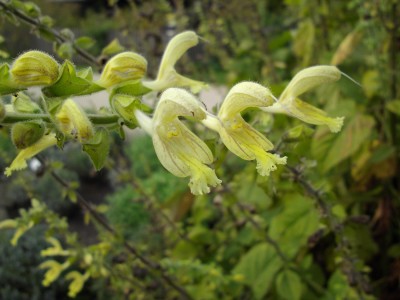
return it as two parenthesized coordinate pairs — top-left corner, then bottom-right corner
(276, 269), (303, 300)
(74, 36), (96, 50)
(43, 61), (103, 97)
(82, 128), (110, 170)
(322, 114), (375, 171)
(233, 243), (283, 299)
(269, 194), (320, 258)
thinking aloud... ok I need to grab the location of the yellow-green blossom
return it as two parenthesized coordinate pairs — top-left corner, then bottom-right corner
(142, 31), (207, 93)
(11, 50), (59, 86)
(262, 65), (344, 132)
(55, 99), (94, 142)
(4, 133), (57, 177)
(65, 271), (90, 298)
(39, 260), (71, 287)
(97, 52), (147, 88)
(202, 82), (287, 176)
(135, 88), (221, 195)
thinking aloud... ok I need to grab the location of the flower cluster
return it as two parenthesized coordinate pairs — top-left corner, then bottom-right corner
(1, 31), (344, 195)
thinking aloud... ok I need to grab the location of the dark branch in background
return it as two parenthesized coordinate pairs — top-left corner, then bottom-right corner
(235, 202), (326, 296)
(0, 0), (101, 68)
(286, 164), (371, 299)
(36, 157), (193, 300)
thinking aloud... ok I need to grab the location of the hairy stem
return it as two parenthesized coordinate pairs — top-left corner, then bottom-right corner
(1, 112), (120, 126)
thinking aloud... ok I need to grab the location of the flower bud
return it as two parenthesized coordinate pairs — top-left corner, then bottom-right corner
(11, 51), (59, 86)
(11, 120), (46, 149)
(98, 52), (147, 88)
(55, 99), (94, 142)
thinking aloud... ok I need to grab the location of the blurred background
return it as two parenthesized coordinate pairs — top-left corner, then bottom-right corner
(0, 0), (399, 299)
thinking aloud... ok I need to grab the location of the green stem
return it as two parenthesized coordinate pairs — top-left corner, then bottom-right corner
(1, 112), (120, 126)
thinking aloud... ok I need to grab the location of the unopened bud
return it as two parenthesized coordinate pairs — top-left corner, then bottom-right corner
(12, 93), (42, 113)
(56, 99), (94, 142)
(98, 52), (147, 88)
(12, 120), (46, 149)
(11, 51), (59, 86)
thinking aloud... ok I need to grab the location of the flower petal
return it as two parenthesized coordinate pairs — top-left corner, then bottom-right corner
(5, 133), (57, 176)
(56, 99), (94, 142)
(218, 115), (274, 160)
(264, 98), (344, 133)
(187, 159), (221, 195)
(158, 31), (199, 78)
(219, 81), (275, 119)
(142, 32), (207, 92)
(154, 88), (206, 123)
(280, 65), (341, 102)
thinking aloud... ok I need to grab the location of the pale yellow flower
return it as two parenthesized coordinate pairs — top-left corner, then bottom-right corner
(97, 52), (147, 88)
(202, 82), (287, 176)
(135, 88), (220, 195)
(142, 31), (207, 93)
(262, 65), (344, 132)
(4, 133), (57, 177)
(55, 99), (94, 142)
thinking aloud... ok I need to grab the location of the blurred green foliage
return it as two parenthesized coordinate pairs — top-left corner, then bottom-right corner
(0, 226), (68, 300)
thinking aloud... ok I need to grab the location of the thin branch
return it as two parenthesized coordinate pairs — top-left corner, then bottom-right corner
(0, 0), (101, 68)
(1, 112), (119, 126)
(286, 164), (370, 298)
